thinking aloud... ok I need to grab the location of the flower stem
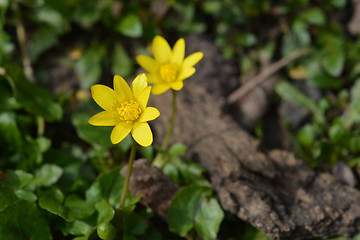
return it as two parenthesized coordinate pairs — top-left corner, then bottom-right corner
(153, 90), (177, 168)
(119, 140), (137, 209)
(161, 89), (177, 150)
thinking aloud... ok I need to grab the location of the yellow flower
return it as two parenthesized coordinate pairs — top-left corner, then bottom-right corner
(136, 35), (203, 95)
(88, 74), (160, 147)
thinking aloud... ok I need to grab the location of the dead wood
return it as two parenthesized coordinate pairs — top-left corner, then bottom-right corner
(120, 159), (179, 220)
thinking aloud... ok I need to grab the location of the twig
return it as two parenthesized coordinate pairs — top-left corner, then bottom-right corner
(16, 13), (35, 83)
(227, 48), (309, 105)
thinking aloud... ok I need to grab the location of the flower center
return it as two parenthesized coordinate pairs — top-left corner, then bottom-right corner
(160, 63), (179, 82)
(117, 100), (142, 122)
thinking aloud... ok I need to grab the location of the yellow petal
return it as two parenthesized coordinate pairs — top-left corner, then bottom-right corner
(153, 35), (171, 64)
(182, 52), (203, 68)
(136, 55), (160, 73)
(132, 122), (153, 147)
(171, 38), (185, 65)
(113, 75), (133, 101)
(136, 86), (151, 111)
(152, 83), (171, 95)
(138, 107), (160, 122)
(131, 74), (148, 99)
(171, 81), (184, 91)
(110, 122), (132, 144)
(146, 73), (162, 83)
(91, 84), (117, 111)
(89, 111), (119, 126)
(178, 67), (195, 81)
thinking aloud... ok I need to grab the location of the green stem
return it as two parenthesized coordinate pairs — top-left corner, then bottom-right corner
(119, 140), (137, 209)
(153, 90), (177, 168)
(161, 89), (177, 150)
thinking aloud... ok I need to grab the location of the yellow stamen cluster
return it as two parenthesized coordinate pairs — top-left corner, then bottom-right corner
(160, 63), (179, 82)
(117, 100), (142, 122)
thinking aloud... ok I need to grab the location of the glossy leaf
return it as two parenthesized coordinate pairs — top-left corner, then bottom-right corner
(95, 199), (115, 223)
(32, 164), (63, 188)
(168, 185), (220, 237)
(0, 200), (52, 240)
(194, 198), (224, 239)
(72, 113), (112, 147)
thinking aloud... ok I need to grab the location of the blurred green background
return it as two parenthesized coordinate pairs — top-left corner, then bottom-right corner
(1, 0), (360, 239)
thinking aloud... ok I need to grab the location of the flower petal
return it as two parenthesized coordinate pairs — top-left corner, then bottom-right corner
(110, 122), (132, 144)
(136, 86), (151, 111)
(171, 38), (185, 65)
(138, 107), (160, 122)
(89, 111), (119, 126)
(131, 74), (148, 99)
(182, 52), (203, 69)
(171, 81), (184, 91)
(146, 73), (162, 83)
(153, 35), (171, 64)
(178, 67), (196, 81)
(136, 55), (160, 73)
(91, 84), (117, 111)
(151, 83), (171, 95)
(113, 75), (133, 101)
(132, 122), (153, 147)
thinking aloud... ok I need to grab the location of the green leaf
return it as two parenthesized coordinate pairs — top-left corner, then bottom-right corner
(330, 0), (347, 8)
(74, 42), (107, 89)
(29, 26), (59, 61)
(307, 62), (343, 89)
(168, 185), (212, 237)
(344, 79), (360, 127)
(11, 72), (63, 121)
(5, 170), (33, 189)
(123, 233), (138, 240)
(0, 76), (18, 111)
(63, 219), (93, 236)
(111, 43), (133, 78)
(328, 124), (350, 146)
(194, 198), (224, 239)
(275, 81), (325, 124)
(72, 113), (113, 147)
(86, 167), (124, 207)
(32, 164), (63, 188)
(0, 200), (52, 240)
(97, 222), (116, 240)
(39, 188), (95, 221)
(0, 112), (22, 149)
(168, 143), (187, 160)
(163, 162), (180, 183)
(350, 136), (360, 154)
(297, 124), (315, 147)
(95, 199), (115, 223)
(124, 212), (148, 235)
(297, 8), (325, 26)
(38, 187), (66, 218)
(318, 32), (345, 77)
(65, 194), (95, 221)
(116, 13), (143, 38)
(14, 189), (37, 203)
(0, 184), (18, 211)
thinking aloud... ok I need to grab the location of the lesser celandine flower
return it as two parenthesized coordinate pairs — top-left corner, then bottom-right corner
(89, 74), (159, 147)
(136, 35), (203, 95)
